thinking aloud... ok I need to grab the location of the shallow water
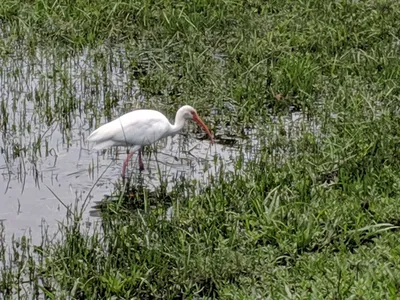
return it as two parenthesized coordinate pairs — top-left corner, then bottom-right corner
(0, 45), (248, 244)
(0, 44), (315, 244)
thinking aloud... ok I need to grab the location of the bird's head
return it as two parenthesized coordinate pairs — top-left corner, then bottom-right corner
(179, 105), (198, 120)
(178, 105), (214, 144)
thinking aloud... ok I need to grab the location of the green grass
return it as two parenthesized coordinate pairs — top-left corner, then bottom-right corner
(2, 0), (400, 127)
(2, 0), (400, 298)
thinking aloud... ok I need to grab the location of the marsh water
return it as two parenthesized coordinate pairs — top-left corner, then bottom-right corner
(0, 45), (308, 244)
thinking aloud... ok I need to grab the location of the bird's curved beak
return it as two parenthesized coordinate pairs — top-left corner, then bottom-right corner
(192, 114), (214, 144)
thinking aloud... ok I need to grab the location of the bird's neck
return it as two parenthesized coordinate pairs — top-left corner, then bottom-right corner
(169, 114), (186, 135)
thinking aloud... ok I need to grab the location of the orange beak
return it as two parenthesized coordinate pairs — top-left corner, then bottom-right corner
(192, 113), (214, 144)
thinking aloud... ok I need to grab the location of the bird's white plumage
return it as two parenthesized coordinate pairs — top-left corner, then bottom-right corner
(87, 105), (213, 176)
(87, 109), (171, 150)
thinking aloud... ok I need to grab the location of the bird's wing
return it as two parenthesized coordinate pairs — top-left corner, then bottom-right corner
(87, 110), (170, 150)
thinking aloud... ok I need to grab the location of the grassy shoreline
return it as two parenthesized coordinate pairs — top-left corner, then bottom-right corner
(2, 0), (400, 298)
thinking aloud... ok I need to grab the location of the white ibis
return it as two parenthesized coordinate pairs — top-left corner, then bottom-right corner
(87, 105), (213, 177)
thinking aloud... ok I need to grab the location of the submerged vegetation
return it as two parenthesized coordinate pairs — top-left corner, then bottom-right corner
(1, 0), (400, 298)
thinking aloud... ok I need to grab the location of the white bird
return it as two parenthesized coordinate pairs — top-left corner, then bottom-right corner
(87, 105), (214, 177)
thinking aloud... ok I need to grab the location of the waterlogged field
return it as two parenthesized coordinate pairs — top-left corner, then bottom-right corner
(2, 0), (400, 298)
(0, 45), (244, 242)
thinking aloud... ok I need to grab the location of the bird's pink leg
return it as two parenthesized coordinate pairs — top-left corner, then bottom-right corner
(138, 150), (145, 171)
(122, 151), (135, 178)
